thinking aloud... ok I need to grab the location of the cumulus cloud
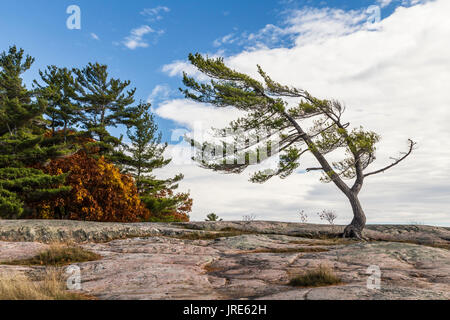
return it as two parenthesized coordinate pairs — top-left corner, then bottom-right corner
(123, 25), (155, 50)
(210, 7), (370, 50)
(154, 99), (245, 132)
(156, 0), (450, 226)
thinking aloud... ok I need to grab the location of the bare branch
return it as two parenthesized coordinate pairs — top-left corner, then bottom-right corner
(364, 139), (416, 178)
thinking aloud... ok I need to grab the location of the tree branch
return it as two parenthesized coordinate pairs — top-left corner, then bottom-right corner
(364, 139), (416, 178)
(306, 167), (324, 172)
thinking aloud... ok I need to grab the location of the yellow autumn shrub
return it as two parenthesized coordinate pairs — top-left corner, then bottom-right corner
(32, 151), (150, 222)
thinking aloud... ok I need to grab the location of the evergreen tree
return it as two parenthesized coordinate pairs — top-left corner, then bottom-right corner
(72, 62), (136, 157)
(123, 102), (175, 192)
(0, 46), (42, 136)
(205, 213), (222, 221)
(123, 102), (190, 221)
(0, 46), (70, 218)
(181, 53), (415, 239)
(33, 66), (79, 140)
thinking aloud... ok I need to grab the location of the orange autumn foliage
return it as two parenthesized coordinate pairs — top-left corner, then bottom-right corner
(34, 151), (150, 222)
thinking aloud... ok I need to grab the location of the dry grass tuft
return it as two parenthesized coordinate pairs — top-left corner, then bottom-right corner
(2, 244), (101, 266)
(0, 269), (93, 300)
(203, 262), (225, 273)
(289, 265), (342, 287)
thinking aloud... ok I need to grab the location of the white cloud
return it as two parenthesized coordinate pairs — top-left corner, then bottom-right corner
(147, 84), (172, 104)
(90, 33), (100, 40)
(162, 59), (216, 81)
(213, 33), (236, 47)
(162, 60), (195, 77)
(141, 6), (170, 21)
(154, 99), (240, 131)
(156, 0), (450, 226)
(209, 7), (369, 50)
(123, 25), (154, 50)
(377, 0), (432, 8)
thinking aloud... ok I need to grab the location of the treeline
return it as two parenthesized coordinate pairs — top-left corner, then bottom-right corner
(0, 45), (191, 222)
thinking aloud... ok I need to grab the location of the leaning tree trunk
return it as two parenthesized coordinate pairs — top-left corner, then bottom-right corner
(343, 192), (367, 240)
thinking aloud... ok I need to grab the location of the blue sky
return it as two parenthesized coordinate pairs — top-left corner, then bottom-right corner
(1, 0), (398, 142)
(2, 0), (449, 225)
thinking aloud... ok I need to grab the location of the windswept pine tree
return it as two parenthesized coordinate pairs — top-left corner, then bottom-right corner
(0, 46), (70, 218)
(181, 53), (416, 239)
(122, 102), (191, 222)
(72, 62), (136, 158)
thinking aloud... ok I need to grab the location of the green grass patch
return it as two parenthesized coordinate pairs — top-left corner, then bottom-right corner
(289, 265), (342, 287)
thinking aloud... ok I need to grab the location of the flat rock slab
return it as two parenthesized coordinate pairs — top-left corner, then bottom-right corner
(258, 285), (449, 300)
(0, 220), (449, 300)
(1, 220), (449, 246)
(180, 221), (450, 246)
(0, 241), (48, 262)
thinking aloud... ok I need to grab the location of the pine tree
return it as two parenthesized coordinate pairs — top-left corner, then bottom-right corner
(122, 102), (191, 222)
(72, 62), (136, 157)
(181, 53), (415, 239)
(0, 46), (70, 218)
(0, 46), (42, 136)
(205, 213), (222, 221)
(122, 102), (173, 191)
(33, 66), (79, 141)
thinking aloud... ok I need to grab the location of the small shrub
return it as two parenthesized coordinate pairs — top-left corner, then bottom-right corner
(299, 210), (308, 223)
(205, 213), (223, 221)
(317, 209), (338, 225)
(289, 265), (341, 287)
(409, 221), (425, 226)
(32, 151), (150, 222)
(3, 244), (101, 266)
(242, 214), (256, 222)
(141, 189), (192, 223)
